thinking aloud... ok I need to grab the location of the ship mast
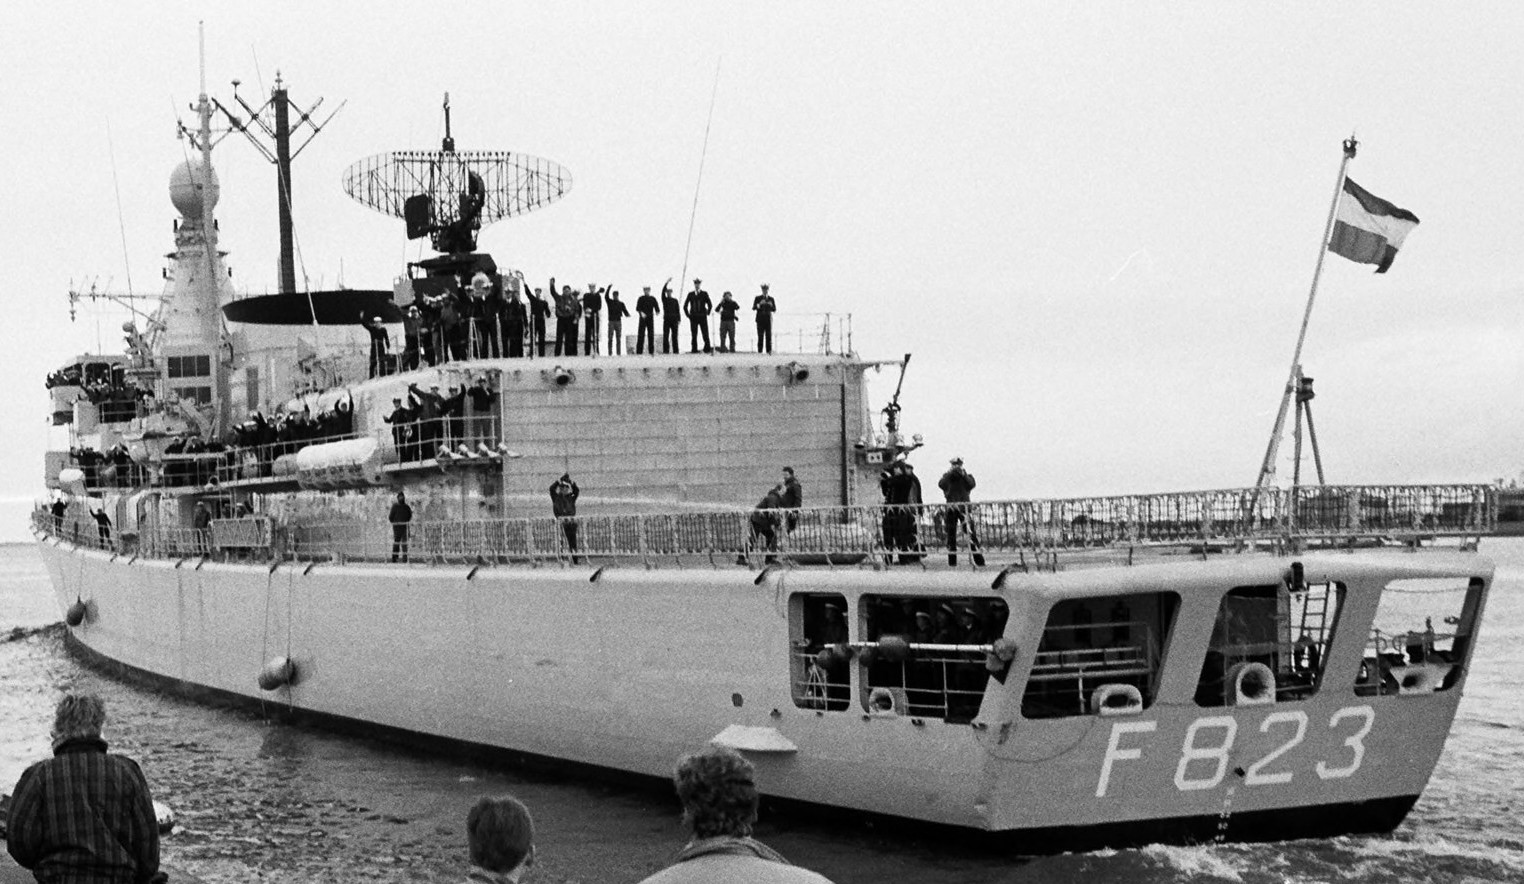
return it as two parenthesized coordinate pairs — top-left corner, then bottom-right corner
(1252, 136), (1358, 501)
(218, 73), (344, 297)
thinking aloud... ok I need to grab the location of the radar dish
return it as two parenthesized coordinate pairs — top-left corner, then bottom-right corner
(343, 149), (571, 253)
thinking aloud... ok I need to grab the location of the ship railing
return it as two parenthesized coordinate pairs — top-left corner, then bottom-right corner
(72, 416), (509, 492)
(357, 310), (854, 372)
(33, 482), (1497, 566)
(1357, 627), (1460, 697)
(793, 642), (995, 722)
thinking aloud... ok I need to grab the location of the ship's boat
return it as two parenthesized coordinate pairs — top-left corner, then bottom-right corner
(35, 78), (1502, 852)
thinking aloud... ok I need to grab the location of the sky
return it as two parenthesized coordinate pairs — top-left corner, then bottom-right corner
(3, 3), (1523, 540)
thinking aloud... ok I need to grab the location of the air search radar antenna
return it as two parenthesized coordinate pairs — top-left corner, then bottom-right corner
(341, 93), (572, 255)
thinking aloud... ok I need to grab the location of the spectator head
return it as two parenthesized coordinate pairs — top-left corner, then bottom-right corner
(466, 795), (535, 877)
(783, 467), (795, 479)
(951, 457), (963, 466)
(672, 745), (759, 839)
(761, 283), (769, 291)
(51, 692), (106, 747)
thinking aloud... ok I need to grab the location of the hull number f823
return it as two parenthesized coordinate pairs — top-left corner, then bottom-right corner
(1095, 705), (1376, 798)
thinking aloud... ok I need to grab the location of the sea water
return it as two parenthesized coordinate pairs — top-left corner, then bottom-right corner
(2, 541), (1521, 884)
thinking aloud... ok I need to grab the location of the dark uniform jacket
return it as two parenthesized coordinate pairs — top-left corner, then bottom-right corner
(683, 289), (713, 320)
(549, 479), (580, 518)
(938, 468), (976, 503)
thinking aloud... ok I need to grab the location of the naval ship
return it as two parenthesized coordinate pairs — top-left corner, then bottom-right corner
(34, 74), (1500, 851)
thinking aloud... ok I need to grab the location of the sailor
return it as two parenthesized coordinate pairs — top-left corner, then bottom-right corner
(715, 291), (741, 352)
(605, 289), (630, 355)
(742, 487), (783, 566)
(361, 312), (391, 378)
(402, 305), (423, 371)
(635, 286), (659, 354)
(938, 457), (985, 567)
(635, 746), (835, 884)
(881, 458), (923, 563)
(551, 278), (580, 356)
(389, 490), (412, 563)
(683, 278), (713, 353)
(6, 694), (165, 884)
(502, 285), (528, 359)
(468, 272), (500, 359)
(528, 287), (551, 357)
(91, 507), (112, 548)
(440, 288), (467, 362)
(779, 466), (803, 534)
(50, 496), (66, 532)
(466, 375), (500, 446)
(815, 602), (850, 705)
(443, 385), (467, 447)
(660, 282), (681, 354)
(549, 474), (581, 564)
(581, 283), (603, 356)
(464, 795), (536, 883)
(407, 382), (446, 459)
(752, 283), (777, 354)
(383, 396), (416, 462)
(193, 501), (212, 554)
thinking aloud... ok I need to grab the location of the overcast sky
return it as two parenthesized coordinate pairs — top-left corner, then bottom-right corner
(3, 3), (1522, 538)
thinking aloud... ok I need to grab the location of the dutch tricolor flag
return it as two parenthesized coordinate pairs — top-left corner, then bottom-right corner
(1327, 178), (1420, 273)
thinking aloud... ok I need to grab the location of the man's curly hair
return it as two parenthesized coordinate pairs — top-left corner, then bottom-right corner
(673, 745), (759, 838)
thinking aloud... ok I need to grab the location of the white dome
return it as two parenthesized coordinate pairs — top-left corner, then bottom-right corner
(169, 160), (220, 219)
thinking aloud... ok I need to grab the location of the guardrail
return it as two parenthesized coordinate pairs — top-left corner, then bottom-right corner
(34, 483), (1497, 568)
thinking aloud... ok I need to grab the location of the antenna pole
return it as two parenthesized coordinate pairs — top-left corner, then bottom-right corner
(1253, 135), (1356, 493)
(677, 60), (722, 293)
(273, 74), (298, 296)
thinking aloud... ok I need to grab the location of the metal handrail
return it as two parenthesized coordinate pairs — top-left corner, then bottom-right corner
(34, 483), (1498, 567)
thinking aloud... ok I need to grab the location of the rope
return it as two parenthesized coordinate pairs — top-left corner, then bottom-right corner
(259, 566), (274, 718)
(677, 59), (722, 290)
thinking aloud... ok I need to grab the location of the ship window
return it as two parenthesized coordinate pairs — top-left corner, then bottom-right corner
(857, 595), (1010, 723)
(1195, 582), (1345, 707)
(167, 355), (211, 378)
(789, 593), (850, 712)
(1357, 576), (1484, 697)
(1022, 592), (1178, 719)
(171, 386), (212, 406)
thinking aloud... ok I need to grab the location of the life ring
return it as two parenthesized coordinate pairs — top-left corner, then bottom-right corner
(867, 686), (903, 716)
(1225, 662), (1276, 706)
(1089, 683), (1144, 716)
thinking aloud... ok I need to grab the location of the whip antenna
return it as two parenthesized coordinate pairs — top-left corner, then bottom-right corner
(678, 59), (722, 289)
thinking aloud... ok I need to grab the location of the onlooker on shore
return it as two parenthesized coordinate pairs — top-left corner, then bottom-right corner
(635, 745), (835, 884)
(464, 794), (536, 884)
(6, 693), (167, 884)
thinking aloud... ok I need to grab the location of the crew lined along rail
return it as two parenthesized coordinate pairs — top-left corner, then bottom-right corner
(35, 484), (1497, 567)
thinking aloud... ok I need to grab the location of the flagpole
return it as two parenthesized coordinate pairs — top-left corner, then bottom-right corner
(1252, 135), (1358, 497)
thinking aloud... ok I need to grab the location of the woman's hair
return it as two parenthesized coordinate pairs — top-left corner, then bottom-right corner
(51, 693), (106, 745)
(673, 745), (759, 838)
(466, 795), (534, 873)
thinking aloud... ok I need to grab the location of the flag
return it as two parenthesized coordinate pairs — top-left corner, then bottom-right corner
(1327, 178), (1420, 273)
